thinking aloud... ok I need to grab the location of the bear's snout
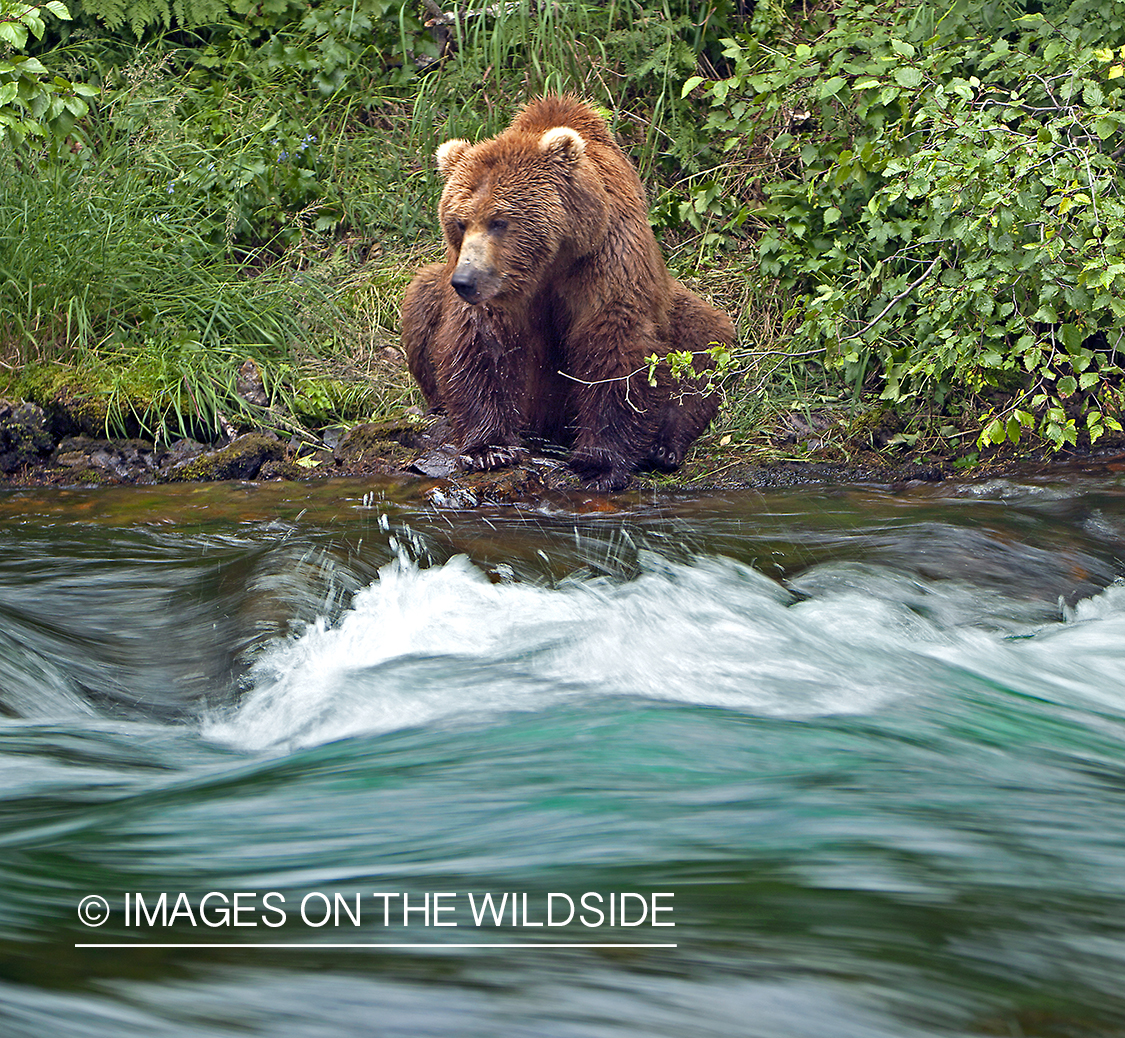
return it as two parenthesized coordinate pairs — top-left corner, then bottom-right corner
(450, 231), (500, 304)
(451, 266), (482, 303)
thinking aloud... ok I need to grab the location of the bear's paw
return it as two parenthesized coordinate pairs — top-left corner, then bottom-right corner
(458, 444), (524, 472)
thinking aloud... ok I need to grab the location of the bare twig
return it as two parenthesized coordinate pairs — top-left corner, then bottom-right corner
(840, 257), (940, 341)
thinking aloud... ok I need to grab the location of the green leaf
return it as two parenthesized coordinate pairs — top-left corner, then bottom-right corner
(1057, 375), (1077, 396)
(43, 1), (72, 17)
(681, 75), (705, 98)
(1083, 81), (1105, 106)
(1060, 323), (1084, 351)
(1095, 117), (1118, 140)
(0, 22), (28, 48)
(823, 206), (841, 226)
(894, 67), (923, 89)
(820, 76), (847, 99)
(890, 39), (916, 59)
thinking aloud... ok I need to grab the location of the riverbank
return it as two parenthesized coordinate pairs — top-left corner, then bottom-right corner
(5, 393), (1125, 508)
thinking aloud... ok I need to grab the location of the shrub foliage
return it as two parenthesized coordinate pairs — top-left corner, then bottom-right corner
(692, 0), (1125, 448)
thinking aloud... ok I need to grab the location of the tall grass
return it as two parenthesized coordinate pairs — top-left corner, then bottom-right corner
(0, 148), (310, 364)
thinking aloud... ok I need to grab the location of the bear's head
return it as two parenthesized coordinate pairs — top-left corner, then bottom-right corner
(435, 125), (607, 307)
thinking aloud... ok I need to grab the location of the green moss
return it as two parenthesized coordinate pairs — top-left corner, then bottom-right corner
(166, 434), (286, 482)
(845, 406), (904, 450)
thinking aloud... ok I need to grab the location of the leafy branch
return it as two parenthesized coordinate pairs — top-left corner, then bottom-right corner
(0, 0), (96, 143)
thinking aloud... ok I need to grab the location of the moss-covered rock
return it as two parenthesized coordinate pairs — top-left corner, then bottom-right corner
(846, 406), (904, 449)
(165, 433), (286, 482)
(258, 457), (308, 481)
(333, 418), (423, 470)
(0, 401), (55, 473)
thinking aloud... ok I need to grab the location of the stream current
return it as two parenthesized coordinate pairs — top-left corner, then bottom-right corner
(1, 473), (1123, 1037)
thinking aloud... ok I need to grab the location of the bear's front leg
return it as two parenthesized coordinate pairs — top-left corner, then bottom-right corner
(436, 306), (532, 472)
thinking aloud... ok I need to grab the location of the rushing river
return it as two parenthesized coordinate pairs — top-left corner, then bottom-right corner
(1, 471), (1124, 1037)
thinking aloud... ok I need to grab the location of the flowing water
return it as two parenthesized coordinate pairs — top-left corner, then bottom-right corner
(1, 472), (1124, 1037)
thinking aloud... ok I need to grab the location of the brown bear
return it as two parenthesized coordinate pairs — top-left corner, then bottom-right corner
(401, 95), (735, 492)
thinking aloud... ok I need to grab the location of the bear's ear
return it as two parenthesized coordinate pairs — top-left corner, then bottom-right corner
(538, 126), (586, 167)
(435, 139), (471, 177)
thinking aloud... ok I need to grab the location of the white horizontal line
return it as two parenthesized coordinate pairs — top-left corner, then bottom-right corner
(75, 942), (677, 950)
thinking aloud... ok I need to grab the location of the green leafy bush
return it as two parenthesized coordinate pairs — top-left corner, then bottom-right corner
(694, 0), (1125, 449)
(1, 0), (96, 142)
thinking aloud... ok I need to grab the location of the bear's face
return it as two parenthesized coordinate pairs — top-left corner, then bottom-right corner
(435, 126), (592, 306)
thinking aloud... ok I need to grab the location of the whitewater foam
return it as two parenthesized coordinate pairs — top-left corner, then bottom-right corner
(202, 554), (1125, 753)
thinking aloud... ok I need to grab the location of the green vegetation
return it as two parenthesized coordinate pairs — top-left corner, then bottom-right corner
(690, 0), (1125, 455)
(2, 0), (1124, 465)
(1, 0), (97, 142)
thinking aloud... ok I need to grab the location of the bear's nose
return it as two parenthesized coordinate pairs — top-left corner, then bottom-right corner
(451, 269), (480, 302)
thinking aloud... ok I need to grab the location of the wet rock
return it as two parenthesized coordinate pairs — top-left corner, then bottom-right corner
(422, 461), (577, 508)
(161, 438), (209, 470)
(410, 445), (461, 478)
(258, 457), (308, 481)
(89, 445), (156, 481)
(0, 400), (55, 473)
(166, 432), (286, 482)
(424, 485), (480, 508)
(51, 436), (160, 483)
(333, 419), (424, 470)
(893, 463), (945, 483)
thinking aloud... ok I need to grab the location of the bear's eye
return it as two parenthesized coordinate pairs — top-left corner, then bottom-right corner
(489, 218), (509, 234)
(454, 218), (466, 234)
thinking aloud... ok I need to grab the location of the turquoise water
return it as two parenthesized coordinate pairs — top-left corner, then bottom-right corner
(1, 475), (1124, 1036)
